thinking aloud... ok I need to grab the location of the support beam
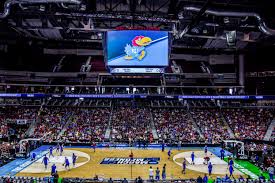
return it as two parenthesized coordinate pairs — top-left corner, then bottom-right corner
(238, 54), (245, 94)
(179, 0), (211, 38)
(238, 54), (245, 86)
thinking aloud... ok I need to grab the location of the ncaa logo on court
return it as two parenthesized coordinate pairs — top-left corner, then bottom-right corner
(100, 157), (160, 165)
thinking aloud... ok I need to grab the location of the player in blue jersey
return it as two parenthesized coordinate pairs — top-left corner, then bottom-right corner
(191, 152), (195, 165)
(49, 146), (54, 158)
(208, 162), (213, 175)
(161, 142), (165, 152)
(51, 164), (57, 176)
(168, 149), (172, 160)
(229, 158), (234, 166)
(229, 164), (234, 178)
(31, 152), (36, 161)
(204, 145), (208, 155)
(72, 153), (77, 167)
(220, 148), (225, 160)
(42, 155), (49, 169)
(64, 157), (70, 170)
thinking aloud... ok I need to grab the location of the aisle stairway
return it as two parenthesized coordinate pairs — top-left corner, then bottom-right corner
(104, 106), (113, 140)
(187, 112), (204, 139)
(25, 119), (38, 137)
(264, 119), (275, 141)
(219, 112), (235, 139)
(56, 112), (74, 139)
(149, 109), (159, 140)
(25, 107), (43, 137)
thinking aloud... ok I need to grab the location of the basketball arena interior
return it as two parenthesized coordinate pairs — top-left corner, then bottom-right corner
(0, 0), (275, 182)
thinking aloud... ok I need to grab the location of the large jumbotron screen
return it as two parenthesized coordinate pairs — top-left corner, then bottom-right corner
(106, 30), (169, 67)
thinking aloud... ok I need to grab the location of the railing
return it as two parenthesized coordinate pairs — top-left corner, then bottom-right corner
(5, 119), (35, 125)
(0, 70), (237, 78)
(0, 93), (270, 99)
(104, 104), (113, 140)
(2, 177), (256, 183)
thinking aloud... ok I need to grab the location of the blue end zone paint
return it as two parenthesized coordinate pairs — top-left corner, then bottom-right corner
(0, 145), (51, 176)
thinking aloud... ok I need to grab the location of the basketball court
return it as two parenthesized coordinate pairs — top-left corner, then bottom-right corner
(15, 147), (245, 180)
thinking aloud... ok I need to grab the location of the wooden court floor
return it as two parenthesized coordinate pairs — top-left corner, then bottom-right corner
(16, 148), (244, 180)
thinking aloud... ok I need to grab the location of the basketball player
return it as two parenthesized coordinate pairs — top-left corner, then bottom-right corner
(31, 152), (36, 161)
(155, 167), (160, 180)
(208, 162), (213, 175)
(204, 155), (210, 165)
(60, 144), (64, 156)
(56, 143), (60, 153)
(220, 148), (225, 160)
(191, 152), (195, 165)
(228, 157), (234, 167)
(72, 153), (77, 167)
(161, 142), (165, 152)
(204, 145), (208, 155)
(49, 146), (54, 158)
(229, 165), (234, 178)
(42, 155), (49, 170)
(129, 151), (134, 160)
(51, 164), (57, 176)
(149, 166), (154, 181)
(168, 149), (172, 160)
(182, 158), (186, 174)
(91, 142), (96, 152)
(64, 157), (70, 170)
(162, 164), (166, 180)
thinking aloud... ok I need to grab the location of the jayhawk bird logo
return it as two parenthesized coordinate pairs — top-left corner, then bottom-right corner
(124, 36), (152, 61)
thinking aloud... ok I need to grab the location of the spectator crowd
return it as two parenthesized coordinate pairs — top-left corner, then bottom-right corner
(222, 109), (274, 140)
(190, 109), (231, 143)
(60, 108), (110, 142)
(32, 108), (70, 141)
(0, 107), (38, 140)
(110, 107), (152, 143)
(152, 108), (201, 143)
(0, 106), (274, 144)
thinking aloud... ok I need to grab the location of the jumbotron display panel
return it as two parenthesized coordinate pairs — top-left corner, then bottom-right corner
(106, 30), (169, 68)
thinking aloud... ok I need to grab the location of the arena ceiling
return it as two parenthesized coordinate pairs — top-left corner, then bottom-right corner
(0, 0), (275, 91)
(0, 0), (275, 53)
